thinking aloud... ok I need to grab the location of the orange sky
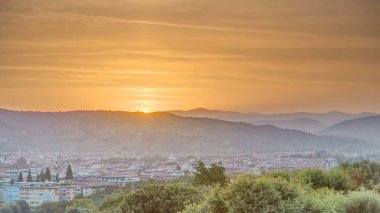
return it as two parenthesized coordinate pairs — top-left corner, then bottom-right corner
(0, 0), (379, 113)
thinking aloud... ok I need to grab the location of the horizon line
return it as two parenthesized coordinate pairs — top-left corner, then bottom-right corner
(1, 107), (378, 115)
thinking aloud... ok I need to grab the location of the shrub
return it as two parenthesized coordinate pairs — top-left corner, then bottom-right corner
(222, 176), (301, 212)
(344, 191), (380, 213)
(120, 183), (201, 213)
(297, 188), (347, 213)
(296, 168), (354, 192)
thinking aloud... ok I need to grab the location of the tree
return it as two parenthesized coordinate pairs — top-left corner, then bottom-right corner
(65, 199), (98, 213)
(194, 161), (229, 186)
(0, 206), (13, 213)
(65, 165), (74, 180)
(121, 183), (201, 213)
(27, 169), (33, 182)
(40, 170), (46, 182)
(45, 168), (51, 181)
(10, 204), (21, 213)
(16, 200), (31, 213)
(17, 172), (23, 182)
(55, 173), (60, 183)
(33, 201), (68, 213)
(295, 168), (354, 192)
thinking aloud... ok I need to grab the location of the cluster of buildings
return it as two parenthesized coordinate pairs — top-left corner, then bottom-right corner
(0, 150), (340, 208)
(0, 182), (79, 208)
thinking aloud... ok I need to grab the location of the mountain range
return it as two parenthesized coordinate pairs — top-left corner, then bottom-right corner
(170, 108), (379, 133)
(320, 116), (380, 142)
(0, 108), (377, 155)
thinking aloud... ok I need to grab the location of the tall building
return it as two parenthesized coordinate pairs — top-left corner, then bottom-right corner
(0, 186), (4, 207)
(60, 186), (81, 201)
(2, 182), (82, 209)
(19, 183), (61, 208)
(4, 185), (20, 205)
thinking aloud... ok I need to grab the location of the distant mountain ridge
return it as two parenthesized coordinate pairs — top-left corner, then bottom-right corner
(253, 118), (328, 133)
(170, 108), (379, 132)
(0, 110), (373, 154)
(319, 116), (380, 142)
(0, 109), (375, 154)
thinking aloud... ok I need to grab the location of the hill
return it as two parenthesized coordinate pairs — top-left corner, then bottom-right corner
(0, 109), (374, 154)
(252, 118), (328, 133)
(171, 108), (378, 126)
(319, 116), (380, 142)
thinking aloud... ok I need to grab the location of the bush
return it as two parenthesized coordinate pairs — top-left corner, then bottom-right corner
(297, 188), (347, 213)
(121, 183), (201, 213)
(221, 176), (301, 212)
(33, 201), (68, 213)
(296, 168), (354, 192)
(344, 191), (380, 213)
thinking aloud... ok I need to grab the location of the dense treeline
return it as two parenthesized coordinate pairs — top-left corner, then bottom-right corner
(0, 201), (30, 213)
(4, 161), (380, 213)
(93, 161), (380, 213)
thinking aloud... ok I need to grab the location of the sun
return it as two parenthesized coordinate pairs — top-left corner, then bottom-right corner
(141, 108), (152, 113)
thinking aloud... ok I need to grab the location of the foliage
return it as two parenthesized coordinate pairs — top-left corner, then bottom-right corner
(193, 161), (229, 186)
(65, 199), (98, 213)
(222, 176), (301, 212)
(27, 169), (33, 182)
(45, 168), (51, 182)
(0, 201), (30, 213)
(98, 191), (128, 213)
(32, 201), (68, 213)
(16, 201), (30, 213)
(0, 207), (13, 213)
(183, 175), (302, 213)
(173, 170), (194, 184)
(120, 183), (201, 213)
(341, 161), (380, 188)
(65, 165), (74, 180)
(264, 170), (294, 181)
(17, 172), (23, 182)
(297, 188), (347, 213)
(344, 191), (380, 213)
(295, 168), (354, 192)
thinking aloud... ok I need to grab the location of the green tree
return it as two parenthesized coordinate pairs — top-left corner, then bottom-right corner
(121, 183), (201, 213)
(33, 201), (68, 213)
(10, 204), (21, 213)
(16, 200), (31, 213)
(26, 169), (33, 182)
(340, 160), (380, 188)
(66, 165), (74, 180)
(194, 161), (229, 186)
(40, 170), (46, 182)
(17, 172), (23, 182)
(66, 199), (98, 213)
(45, 168), (51, 181)
(55, 173), (60, 183)
(0, 206), (13, 213)
(296, 168), (354, 192)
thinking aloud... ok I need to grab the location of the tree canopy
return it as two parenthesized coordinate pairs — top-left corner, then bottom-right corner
(193, 161), (229, 186)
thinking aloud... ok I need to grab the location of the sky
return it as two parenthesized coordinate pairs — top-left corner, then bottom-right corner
(0, 0), (379, 113)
